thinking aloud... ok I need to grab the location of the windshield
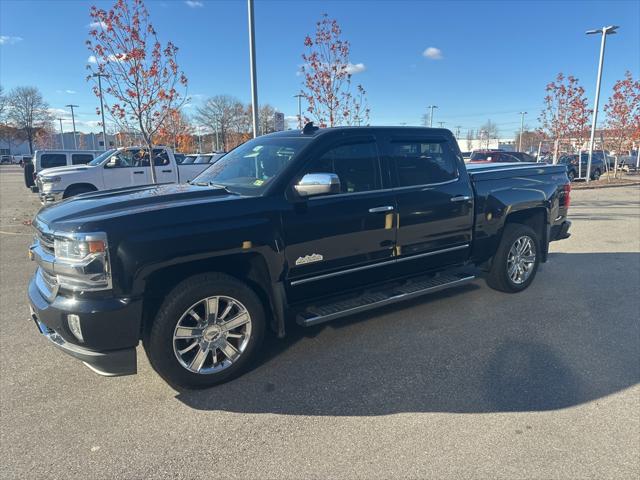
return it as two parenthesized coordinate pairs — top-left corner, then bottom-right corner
(193, 137), (309, 195)
(88, 149), (117, 166)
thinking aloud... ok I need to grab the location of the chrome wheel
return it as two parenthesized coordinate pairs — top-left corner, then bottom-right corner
(507, 235), (536, 285)
(173, 295), (252, 374)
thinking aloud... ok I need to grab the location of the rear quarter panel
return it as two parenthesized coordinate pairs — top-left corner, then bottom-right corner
(468, 164), (569, 263)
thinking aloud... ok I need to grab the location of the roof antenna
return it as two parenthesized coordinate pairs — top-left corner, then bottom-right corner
(302, 121), (319, 134)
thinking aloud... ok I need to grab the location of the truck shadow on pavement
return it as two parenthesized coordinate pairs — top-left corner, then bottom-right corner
(176, 252), (640, 415)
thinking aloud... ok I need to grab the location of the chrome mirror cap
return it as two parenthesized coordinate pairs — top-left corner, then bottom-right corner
(294, 173), (341, 197)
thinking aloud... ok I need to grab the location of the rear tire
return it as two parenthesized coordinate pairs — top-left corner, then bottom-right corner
(567, 169), (576, 182)
(486, 223), (540, 293)
(24, 162), (34, 188)
(144, 273), (266, 389)
(591, 168), (601, 181)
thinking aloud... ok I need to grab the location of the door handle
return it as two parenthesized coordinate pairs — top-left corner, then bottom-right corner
(450, 195), (471, 202)
(369, 206), (394, 213)
(133, 171), (144, 174)
(161, 169), (172, 173)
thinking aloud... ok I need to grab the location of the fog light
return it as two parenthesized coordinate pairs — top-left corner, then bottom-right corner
(67, 314), (84, 342)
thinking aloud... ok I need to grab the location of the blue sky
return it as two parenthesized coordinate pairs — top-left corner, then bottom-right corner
(1, 0), (638, 137)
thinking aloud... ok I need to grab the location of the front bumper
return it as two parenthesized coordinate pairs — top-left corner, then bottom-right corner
(28, 272), (141, 376)
(550, 220), (571, 241)
(38, 190), (64, 204)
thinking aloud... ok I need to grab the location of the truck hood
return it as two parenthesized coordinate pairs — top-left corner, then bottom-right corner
(38, 165), (95, 177)
(36, 183), (239, 230)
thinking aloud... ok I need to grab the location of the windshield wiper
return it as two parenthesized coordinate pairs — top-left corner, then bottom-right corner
(209, 183), (237, 194)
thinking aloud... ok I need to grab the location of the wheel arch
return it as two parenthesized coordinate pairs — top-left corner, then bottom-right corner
(63, 182), (98, 198)
(504, 207), (548, 261)
(140, 252), (284, 340)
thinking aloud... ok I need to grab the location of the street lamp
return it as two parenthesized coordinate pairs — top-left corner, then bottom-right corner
(65, 104), (79, 149)
(584, 25), (618, 182)
(519, 112), (527, 152)
(293, 93), (304, 129)
(57, 118), (65, 149)
(427, 105), (438, 127)
(92, 73), (109, 150)
(247, 0), (259, 138)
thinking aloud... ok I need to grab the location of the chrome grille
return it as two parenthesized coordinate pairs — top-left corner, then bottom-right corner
(35, 228), (55, 255)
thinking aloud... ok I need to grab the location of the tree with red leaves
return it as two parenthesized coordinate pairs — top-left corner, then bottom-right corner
(86, 0), (188, 182)
(300, 14), (369, 127)
(604, 70), (640, 155)
(538, 73), (591, 155)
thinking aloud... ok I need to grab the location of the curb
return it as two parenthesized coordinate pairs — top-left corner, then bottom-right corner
(572, 181), (640, 190)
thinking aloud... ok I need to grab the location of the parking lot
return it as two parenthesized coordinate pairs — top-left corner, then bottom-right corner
(0, 164), (638, 479)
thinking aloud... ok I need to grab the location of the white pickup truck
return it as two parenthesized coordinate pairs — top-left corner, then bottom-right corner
(35, 146), (216, 203)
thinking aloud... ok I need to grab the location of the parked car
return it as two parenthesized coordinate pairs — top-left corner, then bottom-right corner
(194, 152), (226, 164)
(557, 152), (605, 181)
(461, 151), (471, 161)
(24, 150), (103, 189)
(34, 146), (213, 203)
(28, 125), (572, 388)
(0, 155), (12, 164)
(469, 149), (526, 163)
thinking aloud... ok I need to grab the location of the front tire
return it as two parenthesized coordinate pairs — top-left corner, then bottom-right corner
(591, 168), (601, 181)
(144, 273), (266, 389)
(486, 224), (540, 293)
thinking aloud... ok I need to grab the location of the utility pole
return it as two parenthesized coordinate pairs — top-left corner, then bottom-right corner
(92, 73), (109, 150)
(455, 125), (462, 139)
(293, 93), (304, 129)
(585, 25), (618, 181)
(247, 0), (259, 138)
(65, 104), (79, 150)
(427, 105), (438, 127)
(57, 118), (65, 149)
(519, 111), (528, 152)
(437, 121), (445, 128)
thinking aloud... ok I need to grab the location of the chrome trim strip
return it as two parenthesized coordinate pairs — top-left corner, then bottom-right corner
(468, 164), (556, 175)
(299, 275), (476, 326)
(395, 244), (469, 263)
(290, 244), (469, 286)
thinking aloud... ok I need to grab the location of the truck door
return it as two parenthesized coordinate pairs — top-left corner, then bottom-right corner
(385, 134), (474, 270)
(152, 149), (179, 184)
(102, 149), (150, 187)
(282, 135), (397, 297)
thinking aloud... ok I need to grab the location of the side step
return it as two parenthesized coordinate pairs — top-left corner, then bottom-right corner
(296, 271), (476, 327)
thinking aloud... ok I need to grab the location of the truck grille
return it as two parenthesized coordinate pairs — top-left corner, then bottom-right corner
(35, 228), (55, 255)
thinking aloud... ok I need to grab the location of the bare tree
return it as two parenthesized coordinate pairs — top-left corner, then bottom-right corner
(466, 129), (474, 151)
(0, 85), (7, 121)
(479, 120), (499, 141)
(7, 86), (53, 154)
(195, 95), (243, 151)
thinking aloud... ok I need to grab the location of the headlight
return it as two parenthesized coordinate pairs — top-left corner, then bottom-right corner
(40, 176), (61, 183)
(52, 232), (111, 291)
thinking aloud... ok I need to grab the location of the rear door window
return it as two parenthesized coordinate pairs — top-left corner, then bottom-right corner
(40, 154), (67, 169)
(390, 139), (458, 186)
(71, 153), (94, 165)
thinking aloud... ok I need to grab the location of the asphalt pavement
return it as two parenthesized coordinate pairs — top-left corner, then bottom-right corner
(0, 165), (638, 479)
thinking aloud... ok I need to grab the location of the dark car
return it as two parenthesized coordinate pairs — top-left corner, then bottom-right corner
(557, 152), (605, 181)
(28, 125), (571, 388)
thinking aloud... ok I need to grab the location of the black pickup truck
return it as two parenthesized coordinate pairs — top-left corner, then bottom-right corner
(28, 125), (571, 389)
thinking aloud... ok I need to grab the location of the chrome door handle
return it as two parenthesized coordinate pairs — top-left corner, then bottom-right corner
(161, 169), (172, 173)
(369, 206), (394, 213)
(450, 195), (471, 202)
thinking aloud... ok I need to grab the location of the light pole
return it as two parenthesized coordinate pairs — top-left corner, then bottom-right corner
(428, 105), (438, 127)
(197, 127), (202, 153)
(214, 115), (220, 151)
(57, 118), (65, 149)
(455, 125), (462, 139)
(518, 111), (527, 152)
(92, 73), (109, 150)
(584, 25), (618, 182)
(247, 0), (259, 138)
(293, 93), (304, 129)
(65, 104), (79, 149)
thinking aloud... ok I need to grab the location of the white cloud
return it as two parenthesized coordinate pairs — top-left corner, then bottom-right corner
(345, 62), (366, 74)
(87, 21), (107, 29)
(185, 1), (204, 7)
(66, 89), (77, 94)
(87, 53), (126, 64)
(0, 35), (23, 45)
(423, 47), (443, 60)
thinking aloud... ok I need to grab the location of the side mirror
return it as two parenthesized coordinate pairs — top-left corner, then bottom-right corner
(294, 173), (341, 197)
